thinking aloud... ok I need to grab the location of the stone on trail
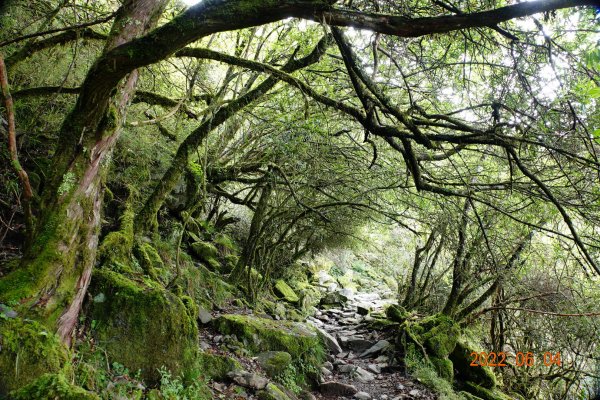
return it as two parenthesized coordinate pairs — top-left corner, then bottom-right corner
(352, 366), (375, 383)
(319, 381), (358, 396)
(367, 363), (382, 374)
(198, 306), (213, 324)
(314, 326), (343, 354)
(354, 392), (372, 400)
(360, 339), (391, 358)
(227, 370), (269, 390)
(274, 280), (300, 303)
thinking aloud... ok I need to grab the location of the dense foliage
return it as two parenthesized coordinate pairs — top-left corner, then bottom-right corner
(0, 0), (599, 399)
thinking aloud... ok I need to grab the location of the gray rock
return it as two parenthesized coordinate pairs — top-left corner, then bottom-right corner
(227, 371), (268, 390)
(409, 389), (420, 396)
(360, 340), (391, 358)
(367, 363), (381, 374)
(321, 367), (332, 376)
(315, 326), (343, 354)
(319, 381), (358, 396)
(198, 306), (213, 324)
(344, 337), (375, 353)
(323, 361), (334, 370)
(356, 304), (370, 315)
(338, 364), (356, 373)
(354, 392), (371, 399)
(352, 366), (375, 383)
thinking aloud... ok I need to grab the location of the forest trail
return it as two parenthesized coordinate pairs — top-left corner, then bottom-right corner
(306, 291), (436, 400)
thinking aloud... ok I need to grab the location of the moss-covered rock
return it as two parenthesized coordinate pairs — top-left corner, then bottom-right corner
(0, 318), (69, 394)
(274, 280), (300, 303)
(257, 382), (296, 400)
(191, 241), (220, 270)
(450, 340), (497, 389)
(257, 351), (293, 378)
(11, 373), (99, 400)
(215, 314), (322, 360)
(386, 304), (409, 323)
(419, 314), (460, 358)
(196, 351), (242, 381)
(88, 268), (198, 384)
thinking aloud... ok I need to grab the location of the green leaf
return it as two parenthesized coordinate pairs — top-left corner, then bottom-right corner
(589, 87), (600, 99)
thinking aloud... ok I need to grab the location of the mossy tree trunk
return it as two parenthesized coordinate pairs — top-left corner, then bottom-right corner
(0, 0), (168, 345)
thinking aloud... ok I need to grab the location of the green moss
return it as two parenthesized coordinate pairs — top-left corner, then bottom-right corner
(11, 373), (99, 400)
(420, 314), (460, 358)
(450, 340), (497, 389)
(257, 351), (292, 378)
(195, 351), (241, 381)
(0, 318), (69, 394)
(430, 356), (454, 382)
(191, 241), (218, 260)
(464, 382), (511, 400)
(88, 268), (198, 384)
(181, 262), (237, 309)
(274, 280), (299, 303)
(98, 208), (135, 266)
(134, 241), (169, 283)
(257, 383), (294, 400)
(215, 314), (320, 359)
(386, 304), (409, 323)
(214, 314), (324, 387)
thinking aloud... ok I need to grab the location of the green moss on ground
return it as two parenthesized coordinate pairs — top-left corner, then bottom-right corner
(11, 373), (99, 400)
(88, 268), (198, 384)
(196, 351), (242, 381)
(0, 318), (69, 394)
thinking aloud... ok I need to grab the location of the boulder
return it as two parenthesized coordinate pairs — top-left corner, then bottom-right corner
(320, 292), (348, 306)
(274, 280), (300, 303)
(88, 269), (198, 384)
(257, 351), (293, 378)
(214, 314), (324, 365)
(315, 327), (343, 354)
(191, 241), (220, 269)
(352, 367), (375, 383)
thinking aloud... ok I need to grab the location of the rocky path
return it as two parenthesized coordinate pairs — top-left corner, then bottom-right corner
(307, 292), (436, 400)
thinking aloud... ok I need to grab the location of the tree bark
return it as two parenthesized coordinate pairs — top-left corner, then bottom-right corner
(0, 0), (168, 346)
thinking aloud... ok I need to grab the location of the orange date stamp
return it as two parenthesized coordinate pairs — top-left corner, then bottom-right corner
(470, 351), (562, 367)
